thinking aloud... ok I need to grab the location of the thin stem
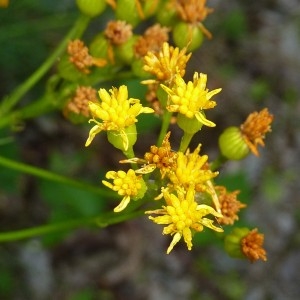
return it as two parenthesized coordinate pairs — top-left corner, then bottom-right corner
(0, 14), (91, 116)
(0, 155), (116, 198)
(157, 111), (172, 146)
(179, 132), (195, 152)
(0, 211), (143, 243)
(210, 154), (228, 171)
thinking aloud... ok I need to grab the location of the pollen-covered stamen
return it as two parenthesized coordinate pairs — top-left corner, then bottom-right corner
(104, 20), (133, 45)
(134, 24), (170, 58)
(174, 0), (214, 38)
(241, 229), (267, 262)
(240, 108), (274, 156)
(215, 186), (246, 225)
(67, 39), (106, 74)
(144, 132), (177, 178)
(64, 86), (97, 118)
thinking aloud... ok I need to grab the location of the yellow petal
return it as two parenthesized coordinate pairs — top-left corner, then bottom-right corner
(114, 196), (131, 212)
(167, 232), (182, 254)
(85, 124), (102, 146)
(195, 111), (216, 127)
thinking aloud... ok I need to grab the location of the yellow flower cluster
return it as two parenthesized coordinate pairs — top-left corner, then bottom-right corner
(83, 40), (269, 260)
(119, 133), (224, 253)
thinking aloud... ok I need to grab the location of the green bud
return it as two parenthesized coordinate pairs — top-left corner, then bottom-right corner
(57, 55), (84, 82)
(224, 227), (250, 259)
(218, 126), (249, 160)
(89, 33), (109, 60)
(107, 124), (137, 151)
(76, 0), (107, 17)
(114, 35), (139, 65)
(156, 2), (177, 26)
(143, 0), (160, 18)
(177, 113), (203, 134)
(131, 58), (150, 78)
(173, 22), (203, 51)
(116, 0), (141, 27)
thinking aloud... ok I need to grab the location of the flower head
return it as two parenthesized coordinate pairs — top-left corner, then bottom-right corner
(104, 20), (133, 45)
(64, 86), (97, 118)
(103, 169), (146, 212)
(241, 229), (267, 262)
(134, 24), (170, 58)
(85, 85), (154, 149)
(174, 0), (213, 24)
(216, 186), (246, 225)
(168, 144), (218, 193)
(143, 42), (191, 84)
(240, 108), (274, 156)
(161, 72), (221, 127)
(146, 187), (223, 253)
(143, 132), (177, 178)
(120, 132), (177, 178)
(67, 39), (107, 74)
(174, 0), (213, 38)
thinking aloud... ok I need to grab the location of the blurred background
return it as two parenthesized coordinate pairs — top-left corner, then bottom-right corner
(0, 0), (300, 299)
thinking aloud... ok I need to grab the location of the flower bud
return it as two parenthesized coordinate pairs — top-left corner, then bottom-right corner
(173, 22), (203, 51)
(156, 2), (177, 26)
(76, 0), (107, 17)
(143, 0), (160, 18)
(115, 0), (141, 27)
(114, 35), (139, 65)
(224, 227), (250, 259)
(107, 124), (137, 151)
(132, 58), (150, 78)
(218, 126), (249, 160)
(177, 113), (203, 134)
(57, 55), (83, 82)
(89, 33), (109, 60)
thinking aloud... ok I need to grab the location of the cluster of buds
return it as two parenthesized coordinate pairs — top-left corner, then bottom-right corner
(60, 0), (274, 262)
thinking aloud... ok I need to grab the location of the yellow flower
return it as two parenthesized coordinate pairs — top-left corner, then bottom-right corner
(143, 42), (191, 84)
(161, 72), (221, 127)
(146, 187), (223, 254)
(85, 85), (154, 150)
(240, 108), (274, 156)
(167, 144), (220, 212)
(168, 144), (218, 192)
(102, 169), (146, 212)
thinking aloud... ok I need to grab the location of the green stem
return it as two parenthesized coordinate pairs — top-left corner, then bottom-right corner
(210, 154), (228, 171)
(0, 210), (143, 243)
(0, 94), (54, 129)
(157, 111), (172, 146)
(179, 132), (195, 152)
(0, 155), (116, 198)
(0, 14), (91, 117)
